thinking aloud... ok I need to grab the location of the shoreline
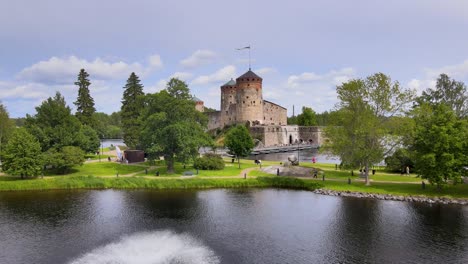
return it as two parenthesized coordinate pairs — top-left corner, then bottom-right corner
(314, 189), (468, 205)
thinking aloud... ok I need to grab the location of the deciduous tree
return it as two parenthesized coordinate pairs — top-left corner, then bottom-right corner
(0, 103), (14, 165)
(2, 128), (43, 178)
(140, 79), (211, 173)
(225, 125), (254, 168)
(324, 73), (414, 185)
(411, 103), (468, 186)
(297, 107), (318, 126)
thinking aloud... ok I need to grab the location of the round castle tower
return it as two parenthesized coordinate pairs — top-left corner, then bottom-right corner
(235, 69), (263, 125)
(220, 78), (237, 126)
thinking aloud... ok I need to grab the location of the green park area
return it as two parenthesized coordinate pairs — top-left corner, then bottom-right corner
(1, 158), (467, 199)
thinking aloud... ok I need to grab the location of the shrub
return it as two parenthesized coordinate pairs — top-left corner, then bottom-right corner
(194, 153), (225, 170)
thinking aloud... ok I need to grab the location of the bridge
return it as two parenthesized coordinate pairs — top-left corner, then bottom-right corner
(250, 144), (319, 155)
(200, 144), (319, 156)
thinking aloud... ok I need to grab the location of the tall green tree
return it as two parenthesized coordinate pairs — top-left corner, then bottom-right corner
(324, 73), (414, 185)
(417, 74), (468, 118)
(410, 103), (467, 186)
(140, 80), (211, 173)
(166, 78), (191, 100)
(43, 146), (85, 174)
(225, 125), (254, 168)
(74, 69), (96, 126)
(297, 107), (318, 126)
(0, 103), (15, 165)
(2, 128), (43, 178)
(25, 92), (99, 153)
(121, 72), (145, 149)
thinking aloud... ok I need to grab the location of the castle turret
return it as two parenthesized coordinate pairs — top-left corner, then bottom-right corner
(235, 69), (263, 125)
(220, 78), (237, 126)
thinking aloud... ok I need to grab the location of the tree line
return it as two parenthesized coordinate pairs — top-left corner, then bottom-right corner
(0, 70), (466, 186)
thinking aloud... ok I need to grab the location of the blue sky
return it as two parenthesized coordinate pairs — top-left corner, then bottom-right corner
(1, 0), (468, 117)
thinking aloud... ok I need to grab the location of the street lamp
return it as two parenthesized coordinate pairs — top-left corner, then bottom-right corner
(297, 140), (300, 165)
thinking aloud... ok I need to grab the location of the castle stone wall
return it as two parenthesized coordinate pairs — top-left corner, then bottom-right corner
(263, 101), (287, 125)
(235, 78), (263, 125)
(250, 125), (323, 147)
(207, 111), (221, 131)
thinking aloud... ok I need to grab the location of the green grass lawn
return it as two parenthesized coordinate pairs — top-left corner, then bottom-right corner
(310, 179), (468, 199)
(0, 175), (323, 192)
(45, 162), (147, 177)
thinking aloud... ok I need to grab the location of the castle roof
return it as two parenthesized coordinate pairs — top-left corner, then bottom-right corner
(237, 69), (262, 80)
(221, 78), (236, 87)
(192, 96), (203, 102)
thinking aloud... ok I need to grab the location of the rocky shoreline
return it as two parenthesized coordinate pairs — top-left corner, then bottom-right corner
(313, 189), (468, 205)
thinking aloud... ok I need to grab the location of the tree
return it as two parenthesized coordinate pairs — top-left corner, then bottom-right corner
(297, 107), (318, 126)
(0, 103), (15, 165)
(74, 69), (96, 126)
(121, 72), (145, 149)
(384, 148), (414, 172)
(25, 92), (99, 153)
(410, 103), (467, 186)
(43, 146), (85, 174)
(140, 83), (211, 173)
(225, 125), (254, 168)
(166, 78), (191, 100)
(417, 74), (468, 118)
(324, 73), (414, 185)
(2, 128), (43, 178)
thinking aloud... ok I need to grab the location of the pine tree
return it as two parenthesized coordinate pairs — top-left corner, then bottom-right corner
(121, 72), (145, 149)
(74, 69), (96, 127)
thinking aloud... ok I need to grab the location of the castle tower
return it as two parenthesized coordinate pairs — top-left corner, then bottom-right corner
(220, 78), (237, 126)
(235, 69), (263, 125)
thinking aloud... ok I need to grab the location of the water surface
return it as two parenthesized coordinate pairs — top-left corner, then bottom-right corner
(0, 189), (466, 263)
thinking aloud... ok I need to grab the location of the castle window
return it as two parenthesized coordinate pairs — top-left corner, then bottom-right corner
(247, 84), (250, 86)
(253, 101), (255, 104)
(270, 118), (273, 120)
(246, 96), (249, 99)
(243, 101), (245, 104)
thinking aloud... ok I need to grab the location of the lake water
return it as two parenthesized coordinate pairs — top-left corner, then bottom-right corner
(101, 139), (125, 148)
(0, 189), (466, 264)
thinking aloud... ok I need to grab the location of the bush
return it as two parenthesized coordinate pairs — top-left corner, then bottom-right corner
(193, 153), (225, 170)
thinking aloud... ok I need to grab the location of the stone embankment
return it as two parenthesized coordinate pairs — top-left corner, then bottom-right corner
(313, 189), (468, 205)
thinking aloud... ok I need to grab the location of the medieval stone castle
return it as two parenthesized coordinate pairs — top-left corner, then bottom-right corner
(195, 69), (323, 147)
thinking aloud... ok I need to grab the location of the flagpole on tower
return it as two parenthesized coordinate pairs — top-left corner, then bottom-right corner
(236, 45), (251, 70)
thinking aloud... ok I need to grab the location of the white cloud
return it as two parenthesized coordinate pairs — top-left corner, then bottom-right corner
(180, 50), (217, 68)
(17, 55), (163, 84)
(0, 81), (50, 100)
(406, 59), (468, 95)
(287, 67), (355, 88)
(169, 72), (193, 81)
(255, 67), (276, 75)
(145, 79), (167, 94)
(423, 59), (468, 80)
(148, 54), (163, 69)
(191, 65), (236, 85)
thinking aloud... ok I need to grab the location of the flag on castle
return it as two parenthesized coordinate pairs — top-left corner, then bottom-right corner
(237, 46), (250, 50)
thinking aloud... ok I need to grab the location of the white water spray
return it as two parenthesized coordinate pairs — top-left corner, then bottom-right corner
(69, 230), (220, 264)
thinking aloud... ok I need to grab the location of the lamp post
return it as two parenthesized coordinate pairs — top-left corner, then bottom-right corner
(101, 135), (104, 162)
(99, 136), (101, 162)
(297, 140), (300, 165)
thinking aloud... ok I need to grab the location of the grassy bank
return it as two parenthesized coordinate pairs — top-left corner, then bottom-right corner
(313, 179), (468, 199)
(0, 176), (323, 192)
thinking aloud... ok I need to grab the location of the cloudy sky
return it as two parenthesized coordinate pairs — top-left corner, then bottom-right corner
(1, 0), (468, 117)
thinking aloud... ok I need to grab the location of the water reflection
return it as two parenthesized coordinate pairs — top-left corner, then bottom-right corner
(0, 190), (466, 264)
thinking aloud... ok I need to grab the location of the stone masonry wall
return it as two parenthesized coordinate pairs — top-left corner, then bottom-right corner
(263, 101), (287, 126)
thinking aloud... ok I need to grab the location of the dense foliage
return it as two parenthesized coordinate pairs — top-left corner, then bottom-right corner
(0, 103), (14, 164)
(74, 69), (96, 127)
(324, 73), (414, 185)
(225, 125), (254, 168)
(121, 72), (145, 149)
(140, 78), (211, 173)
(2, 128), (43, 178)
(193, 153), (225, 170)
